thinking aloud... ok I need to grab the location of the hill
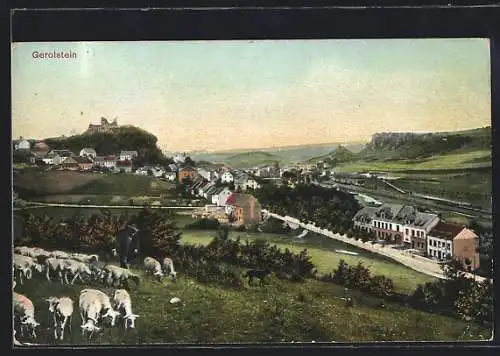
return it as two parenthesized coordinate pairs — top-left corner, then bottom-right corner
(44, 125), (168, 165)
(15, 268), (489, 344)
(189, 142), (365, 166)
(307, 145), (357, 164)
(359, 126), (491, 161)
(224, 151), (284, 168)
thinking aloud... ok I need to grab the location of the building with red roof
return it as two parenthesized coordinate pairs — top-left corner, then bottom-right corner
(427, 221), (480, 271)
(225, 193), (262, 226)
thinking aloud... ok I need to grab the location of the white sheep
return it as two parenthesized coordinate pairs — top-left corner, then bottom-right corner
(70, 253), (99, 264)
(13, 254), (43, 284)
(13, 292), (40, 338)
(80, 289), (120, 327)
(14, 246), (31, 256)
(143, 257), (164, 281)
(61, 259), (93, 285)
(78, 293), (103, 338)
(44, 257), (66, 284)
(50, 250), (71, 259)
(162, 257), (178, 281)
(102, 265), (141, 288)
(112, 289), (139, 329)
(46, 297), (74, 341)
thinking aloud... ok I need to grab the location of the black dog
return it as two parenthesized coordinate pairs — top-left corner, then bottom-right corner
(243, 269), (272, 286)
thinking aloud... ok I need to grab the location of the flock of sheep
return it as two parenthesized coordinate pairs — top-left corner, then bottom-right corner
(12, 246), (178, 345)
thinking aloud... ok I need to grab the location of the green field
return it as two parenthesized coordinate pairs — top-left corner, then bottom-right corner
(14, 170), (176, 197)
(334, 150), (491, 173)
(180, 230), (435, 294)
(14, 268), (489, 344)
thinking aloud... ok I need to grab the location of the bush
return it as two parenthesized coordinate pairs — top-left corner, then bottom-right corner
(186, 218), (221, 230)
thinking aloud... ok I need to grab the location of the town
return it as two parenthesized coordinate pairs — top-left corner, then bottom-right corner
(12, 118), (483, 277)
(12, 39), (493, 345)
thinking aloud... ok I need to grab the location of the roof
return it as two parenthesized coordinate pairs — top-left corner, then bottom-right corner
(374, 204), (404, 220)
(429, 222), (466, 241)
(407, 212), (439, 230)
(52, 149), (74, 157)
(120, 150), (138, 156)
(353, 206), (378, 223)
(225, 193), (257, 207)
(81, 148), (96, 154)
(73, 156), (93, 164)
(95, 155), (116, 162)
(180, 165), (197, 172)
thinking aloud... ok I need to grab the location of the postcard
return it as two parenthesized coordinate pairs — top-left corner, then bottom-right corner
(11, 38), (493, 345)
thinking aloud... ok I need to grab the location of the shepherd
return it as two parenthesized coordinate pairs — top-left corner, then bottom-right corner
(112, 223), (140, 269)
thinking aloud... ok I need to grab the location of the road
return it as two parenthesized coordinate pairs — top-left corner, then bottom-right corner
(263, 209), (487, 282)
(15, 201), (200, 210)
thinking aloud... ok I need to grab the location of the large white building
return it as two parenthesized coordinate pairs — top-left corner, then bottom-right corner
(221, 171), (234, 183)
(15, 139), (31, 150)
(79, 148), (97, 160)
(353, 204), (439, 248)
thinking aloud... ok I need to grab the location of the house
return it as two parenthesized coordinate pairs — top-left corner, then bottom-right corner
(164, 171), (177, 181)
(352, 204), (439, 247)
(61, 156), (94, 171)
(211, 187), (233, 207)
(173, 154), (186, 164)
(427, 222), (480, 270)
(115, 160), (133, 173)
(225, 193), (262, 226)
(198, 182), (216, 198)
(79, 148), (97, 160)
(197, 168), (214, 181)
(42, 152), (64, 166)
(178, 166), (197, 182)
(94, 155), (117, 170)
(14, 138), (31, 150)
(220, 171), (234, 183)
(51, 149), (74, 158)
(203, 185), (219, 199)
(119, 151), (138, 161)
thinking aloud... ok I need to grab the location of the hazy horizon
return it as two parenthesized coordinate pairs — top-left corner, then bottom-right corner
(12, 39), (491, 152)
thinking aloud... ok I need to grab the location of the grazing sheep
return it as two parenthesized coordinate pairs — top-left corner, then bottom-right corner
(78, 293), (103, 338)
(102, 265), (141, 289)
(143, 257), (163, 281)
(14, 246), (31, 256)
(50, 250), (71, 260)
(45, 257), (66, 284)
(61, 259), (93, 285)
(13, 254), (43, 284)
(70, 253), (99, 264)
(80, 289), (120, 327)
(112, 289), (139, 329)
(46, 297), (74, 341)
(162, 257), (178, 282)
(13, 292), (40, 338)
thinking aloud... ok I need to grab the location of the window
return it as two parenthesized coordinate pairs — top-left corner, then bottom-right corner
(396, 225), (400, 232)
(447, 242), (451, 250)
(411, 230), (415, 237)
(405, 228), (409, 235)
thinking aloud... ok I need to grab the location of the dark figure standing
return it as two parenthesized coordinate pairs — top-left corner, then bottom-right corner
(243, 268), (272, 286)
(113, 224), (140, 269)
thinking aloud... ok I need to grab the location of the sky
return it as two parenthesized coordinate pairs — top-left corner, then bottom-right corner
(11, 39), (491, 153)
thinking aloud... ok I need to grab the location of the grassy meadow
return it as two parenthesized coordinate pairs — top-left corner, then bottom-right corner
(333, 150), (491, 173)
(13, 267), (490, 345)
(14, 170), (175, 197)
(179, 229), (435, 294)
